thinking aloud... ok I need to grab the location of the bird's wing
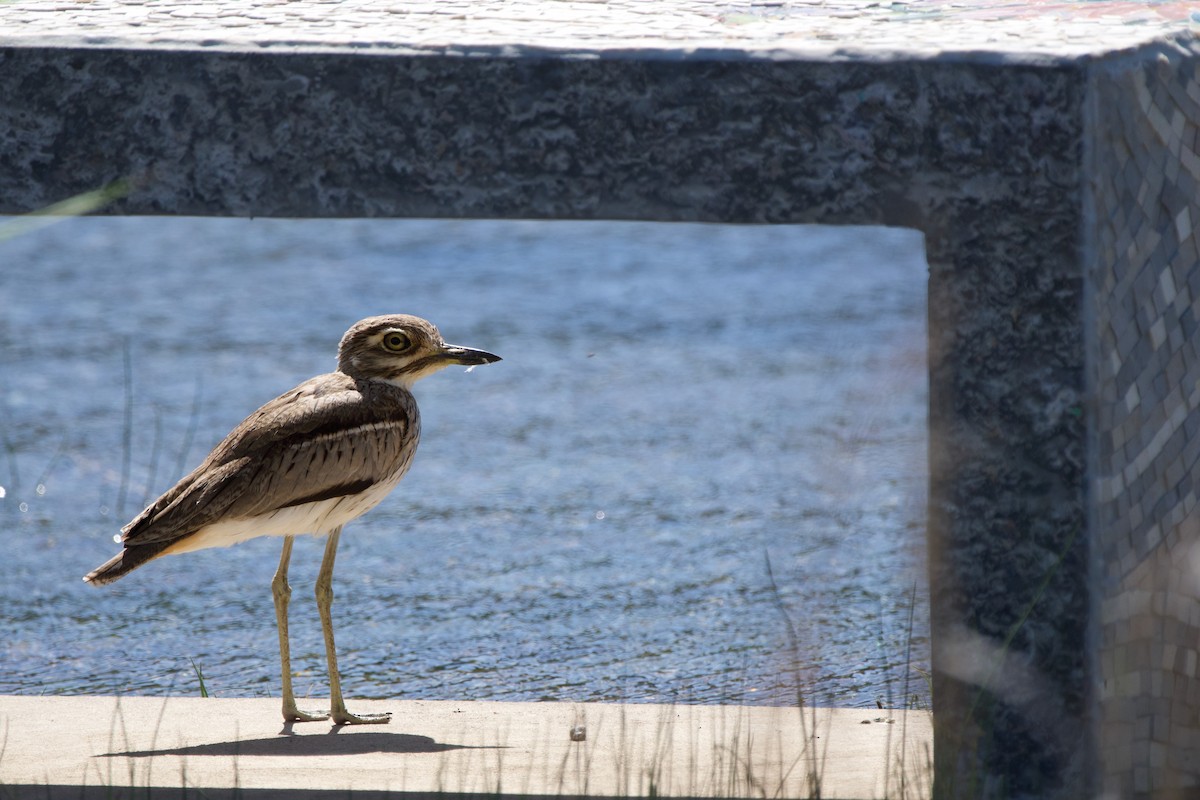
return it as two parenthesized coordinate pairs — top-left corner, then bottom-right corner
(120, 373), (416, 546)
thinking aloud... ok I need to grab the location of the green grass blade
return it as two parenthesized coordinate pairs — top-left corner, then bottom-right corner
(0, 179), (132, 242)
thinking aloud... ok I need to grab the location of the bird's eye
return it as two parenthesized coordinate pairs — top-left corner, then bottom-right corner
(382, 331), (412, 352)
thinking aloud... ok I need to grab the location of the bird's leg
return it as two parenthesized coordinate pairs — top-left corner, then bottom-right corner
(316, 526), (391, 725)
(273, 535), (330, 722)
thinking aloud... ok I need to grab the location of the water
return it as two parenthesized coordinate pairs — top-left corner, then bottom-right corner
(0, 218), (928, 709)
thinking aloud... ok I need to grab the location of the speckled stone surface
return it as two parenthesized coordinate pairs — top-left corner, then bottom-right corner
(1, 3), (1199, 799)
(1, 1), (1197, 59)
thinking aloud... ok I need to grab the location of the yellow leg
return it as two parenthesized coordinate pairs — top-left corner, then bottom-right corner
(316, 526), (391, 725)
(273, 535), (329, 723)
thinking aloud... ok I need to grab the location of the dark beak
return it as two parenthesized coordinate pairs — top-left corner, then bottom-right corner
(440, 344), (501, 366)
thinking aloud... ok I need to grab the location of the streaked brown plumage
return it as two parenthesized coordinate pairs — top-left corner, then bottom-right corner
(84, 314), (500, 724)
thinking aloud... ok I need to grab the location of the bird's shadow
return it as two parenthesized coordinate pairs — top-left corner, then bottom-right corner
(103, 725), (501, 758)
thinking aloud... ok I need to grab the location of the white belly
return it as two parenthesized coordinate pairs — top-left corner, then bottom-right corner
(163, 469), (407, 555)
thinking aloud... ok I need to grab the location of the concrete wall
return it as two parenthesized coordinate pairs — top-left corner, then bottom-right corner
(1088, 41), (1200, 799)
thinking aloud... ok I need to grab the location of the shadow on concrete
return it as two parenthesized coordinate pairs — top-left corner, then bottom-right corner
(100, 730), (500, 758)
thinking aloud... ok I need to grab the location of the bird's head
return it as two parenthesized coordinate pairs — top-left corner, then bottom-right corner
(337, 314), (500, 388)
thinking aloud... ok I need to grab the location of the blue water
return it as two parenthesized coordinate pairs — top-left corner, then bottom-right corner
(0, 218), (928, 708)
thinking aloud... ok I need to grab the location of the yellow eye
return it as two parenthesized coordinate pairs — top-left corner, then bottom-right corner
(382, 331), (412, 352)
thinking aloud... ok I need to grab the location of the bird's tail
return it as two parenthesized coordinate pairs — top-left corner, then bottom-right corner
(83, 541), (173, 586)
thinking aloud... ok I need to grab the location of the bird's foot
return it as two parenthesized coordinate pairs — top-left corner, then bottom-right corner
(332, 709), (392, 726)
(282, 704), (331, 723)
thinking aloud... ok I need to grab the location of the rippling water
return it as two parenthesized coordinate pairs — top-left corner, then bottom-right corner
(0, 218), (928, 708)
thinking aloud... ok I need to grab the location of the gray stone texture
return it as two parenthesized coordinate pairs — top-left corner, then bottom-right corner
(1088, 41), (1200, 799)
(1, 3), (1199, 798)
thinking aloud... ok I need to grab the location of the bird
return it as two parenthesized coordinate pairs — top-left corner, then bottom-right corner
(84, 314), (500, 725)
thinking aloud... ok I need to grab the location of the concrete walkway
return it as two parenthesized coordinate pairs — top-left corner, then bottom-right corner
(0, 696), (930, 799)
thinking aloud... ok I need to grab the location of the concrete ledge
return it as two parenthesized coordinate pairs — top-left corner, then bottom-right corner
(0, 696), (930, 799)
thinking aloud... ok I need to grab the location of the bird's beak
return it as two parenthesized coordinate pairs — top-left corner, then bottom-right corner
(439, 344), (502, 366)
